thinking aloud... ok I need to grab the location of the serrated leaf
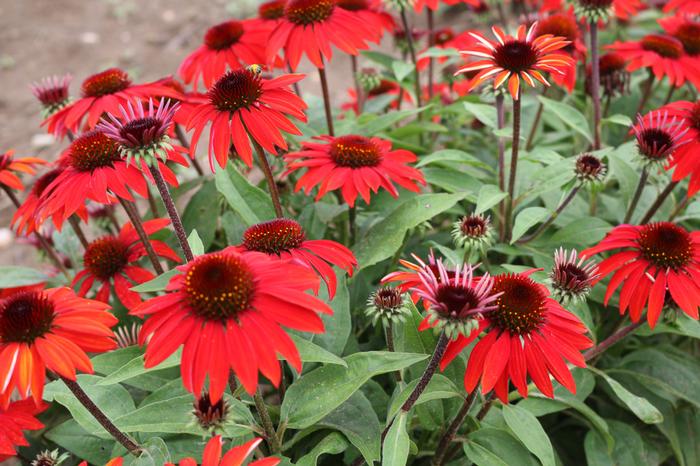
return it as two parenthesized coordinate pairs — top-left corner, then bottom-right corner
(538, 96), (592, 143)
(502, 404), (555, 466)
(382, 411), (410, 466)
(510, 207), (549, 243)
(281, 352), (428, 429)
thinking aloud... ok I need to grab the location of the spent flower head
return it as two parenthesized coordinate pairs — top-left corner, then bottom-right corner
(31, 450), (70, 466)
(574, 153), (607, 184)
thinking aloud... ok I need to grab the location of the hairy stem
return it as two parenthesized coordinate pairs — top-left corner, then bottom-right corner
(117, 197), (164, 274)
(503, 95), (522, 242)
(399, 8), (423, 109)
(254, 389), (282, 454)
(518, 185), (581, 243)
(62, 377), (142, 456)
(640, 180), (678, 224)
(318, 65), (335, 136)
(427, 9), (435, 100)
(148, 164), (194, 262)
(496, 94), (506, 242)
(401, 332), (449, 412)
(583, 320), (644, 361)
(432, 390), (478, 466)
(251, 139), (283, 218)
(385, 324), (402, 382)
(590, 21), (602, 150)
(623, 166), (649, 224)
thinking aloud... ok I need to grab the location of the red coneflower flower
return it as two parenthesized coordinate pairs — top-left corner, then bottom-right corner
(457, 23), (574, 100)
(0, 151), (47, 192)
(660, 15), (700, 57)
(259, 0), (287, 22)
(413, 260), (499, 339)
(284, 134), (425, 207)
(178, 20), (269, 90)
(179, 68), (306, 170)
(132, 250), (333, 401)
(233, 218), (356, 299)
(12, 168), (83, 236)
(417, 29), (477, 72)
(73, 219), (180, 309)
(607, 33), (700, 88)
(663, 0), (700, 14)
(632, 110), (689, 165)
(0, 399), (47, 461)
(413, 0), (480, 13)
(582, 222), (700, 327)
(38, 131), (182, 229)
(382, 251), (455, 308)
(341, 78), (409, 114)
(534, 11), (586, 93)
(336, 0), (396, 40)
(44, 68), (182, 137)
(550, 248), (599, 303)
(0, 287), (117, 407)
(440, 271), (592, 402)
(266, 0), (377, 71)
(165, 435), (280, 466)
(585, 52), (630, 98)
(96, 98), (188, 167)
(30, 74), (72, 118)
(657, 99), (700, 195)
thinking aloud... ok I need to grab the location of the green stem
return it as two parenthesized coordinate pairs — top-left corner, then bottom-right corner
(503, 95), (522, 242)
(623, 166), (649, 224)
(254, 389), (282, 453)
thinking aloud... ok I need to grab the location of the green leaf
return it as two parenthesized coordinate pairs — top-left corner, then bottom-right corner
(588, 367), (663, 424)
(45, 420), (114, 466)
(289, 334), (347, 367)
(298, 270), (350, 356)
(463, 102), (497, 128)
(125, 437), (171, 466)
(281, 351), (429, 429)
(355, 193), (466, 271)
(502, 403), (555, 466)
(387, 374), (462, 420)
(113, 394), (253, 437)
(464, 428), (539, 466)
(382, 411), (410, 466)
(187, 229), (204, 256)
(318, 391), (381, 464)
(97, 349), (181, 387)
(510, 207), (549, 243)
(538, 96), (592, 143)
(476, 184), (507, 215)
(355, 107), (428, 136)
(361, 50), (396, 69)
(417, 46), (460, 59)
(130, 269), (178, 293)
(416, 149), (489, 170)
(602, 114), (633, 127)
(296, 433), (349, 466)
(550, 217), (613, 246)
(584, 420), (653, 466)
(215, 162), (275, 226)
(182, 179), (219, 251)
(392, 61), (414, 82)
(0, 266), (48, 287)
(43, 375), (136, 439)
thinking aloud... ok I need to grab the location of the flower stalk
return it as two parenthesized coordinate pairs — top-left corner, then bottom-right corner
(590, 21), (602, 150)
(117, 197), (165, 274)
(431, 390), (478, 466)
(251, 139), (284, 218)
(254, 389), (282, 454)
(504, 95), (522, 242)
(62, 377), (143, 456)
(318, 64), (335, 136)
(623, 166), (649, 223)
(640, 180), (678, 224)
(148, 164), (194, 262)
(518, 185), (581, 243)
